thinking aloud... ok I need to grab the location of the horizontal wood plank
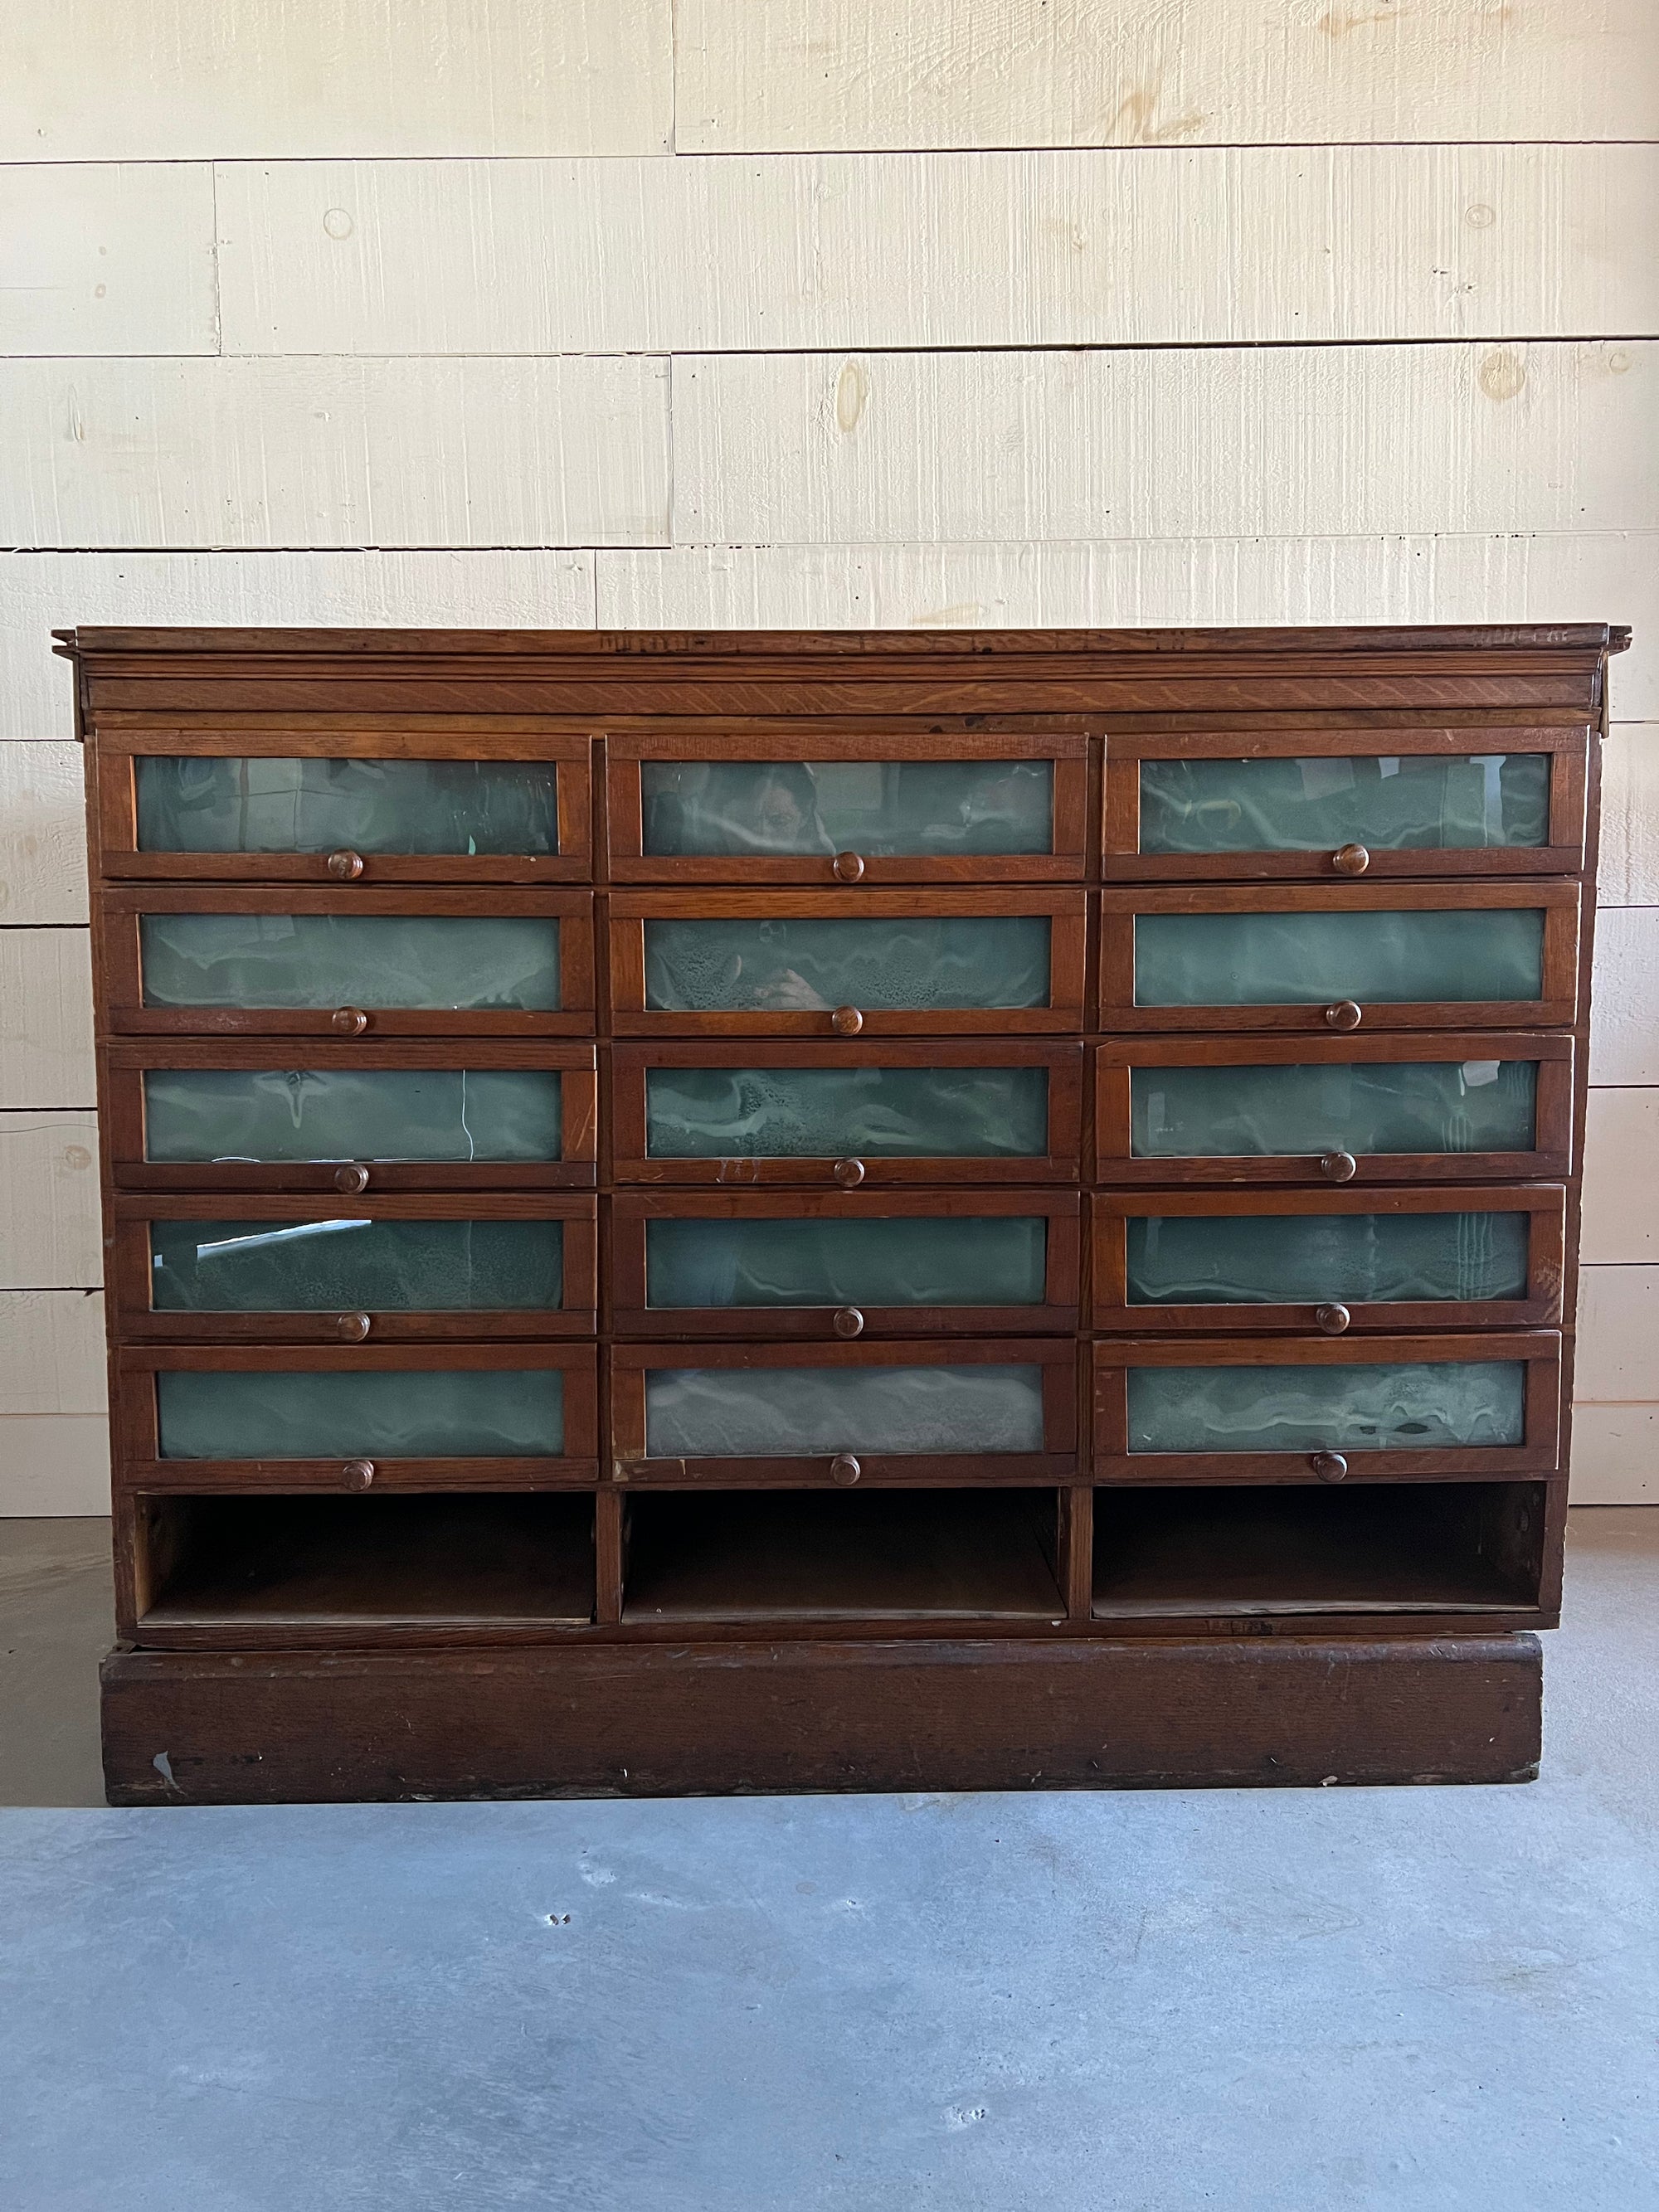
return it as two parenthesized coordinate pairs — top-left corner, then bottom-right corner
(677, 0), (1659, 151)
(0, 1113), (100, 1290)
(1569, 1407), (1659, 1505)
(0, 1414), (109, 1515)
(0, 164), (216, 357)
(0, 358), (670, 551)
(1589, 908), (1659, 1087)
(0, 742), (86, 923)
(0, 0), (671, 161)
(0, 1289), (105, 1414)
(216, 144), (1659, 356)
(1600, 724), (1659, 907)
(1582, 1092), (1659, 1266)
(1575, 1267), (1659, 1402)
(0, 931), (95, 1110)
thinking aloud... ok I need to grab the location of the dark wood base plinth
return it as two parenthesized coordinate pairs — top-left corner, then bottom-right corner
(101, 1633), (1542, 1805)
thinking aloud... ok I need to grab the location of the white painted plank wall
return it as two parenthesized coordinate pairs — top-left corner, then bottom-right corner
(0, 2), (1654, 1508)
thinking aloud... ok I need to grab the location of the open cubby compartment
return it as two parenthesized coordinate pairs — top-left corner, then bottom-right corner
(1092, 1480), (1549, 1620)
(131, 1491), (596, 1639)
(620, 1487), (1067, 1624)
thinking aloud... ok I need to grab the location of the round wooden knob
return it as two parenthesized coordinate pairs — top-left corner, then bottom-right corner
(326, 849), (365, 880)
(831, 1005), (864, 1035)
(830, 1453), (862, 1485)
(1315, 1302), (1352, 1334)
(832, 851), (866, 883)
(1319, 1151), (1358, 1184)
(832, 1157), (865, 1187)
(343, 1459), (376, 1490)
(1324, 1000), (1363, 1031)
(332, 1006), (369, 1034)
(1332, 843), (1371, 876)
(1310, 1451), (1349, 1483)
(334, 1311), (372, 1340)
(333, 1164), (370, 1194)
(832, 1306), (865, 1339)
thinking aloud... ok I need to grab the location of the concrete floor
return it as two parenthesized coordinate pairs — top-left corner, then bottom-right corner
(0, 1514), (1654, 2210)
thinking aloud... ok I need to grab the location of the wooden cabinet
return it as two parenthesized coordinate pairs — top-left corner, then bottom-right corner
(62, 621), (1626, 1803)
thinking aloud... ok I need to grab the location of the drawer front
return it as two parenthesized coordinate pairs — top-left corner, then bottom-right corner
(1093, 1333), (1561, 1480)
(1104, 727), (1586, 879)
(613, 1044), (1082, 1185)
(608, 732), (1085, 882)
(1092, 1188), (1565, 1332)
(105, 889), (593, 1037)
(94, 732), (591, 882)
(611, 891), (1086, 1035)
(108, 1197), (598, 1341)
(613, 1193), (1079, 1336)
(103, 1044), (598, 1192)
(1097, 1036), (1574, 1184)
(1101, 882), (1579, 1030)
(114, 1344), (601, 1486)
(611, 1339), (1078, 1481)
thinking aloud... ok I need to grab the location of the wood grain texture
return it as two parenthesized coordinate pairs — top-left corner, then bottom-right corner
(0, 931), (94, 1109)
(0, 1113), (100, 1290)
(0, 742), (86, 924)
(0, 1415), (109, 1515)
(672, 346), (1653, 545)
(0, 0), (672, 160)
(1582, 1092), (1659, 1266)
(216, 144), (1659, 356)
(1600, 725), (1659, 906)
(1569, 1407), (1659, 1504)
(0, 164), (216, 357)
(1589, 907), (1659, 1085)
(676, 0), (1659, 151)
(1575, 1268), (1659, 1402)
(0, 1289), (105, 1413)
(0, 358), (670, 551)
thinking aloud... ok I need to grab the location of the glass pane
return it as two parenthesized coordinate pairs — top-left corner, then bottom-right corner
(156, 1369), (564, 1457)
(149, 1218), (563, 1312)
(135, 756), (560, 856)
(1139, 754), (1550, 854)
(1135, 908), (1545, 1006)
(143, 1068), (563, 1164)
(1126, 1211), (1530, 1305)
(640, 759), (1053, 858)
(644, 1364), (1045, 1456)
(645, 1065), (1050, 1159)
(1129, 1058), (1536, 1159)
(1127, 1362), (1526, 1452)
(139, 914), (561, 1012)
(645, 1215), (1047, 1309)
(645, 916), (1050, 1014)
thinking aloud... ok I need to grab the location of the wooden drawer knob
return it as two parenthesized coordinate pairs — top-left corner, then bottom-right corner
(343, 1459), (376, 1490)
(327, 849), (365, 880)
(830, 1453), (862, 1485)
(833, 1306), (865, 1339)
(1332, 843), (1370, 876)
(334, 1311), (372, 1340)
(832, 851), (866, 883)
(833, 1157), (866, 1187)
(1310, 1451), (1348, 1482)
(1324, 1000), (1363, 1031)
(1315, 1302), (1352, 1334)
(333, 1164), (371, 1193)
(1319, 1152), (1358, 1184)
(831, 1004), (864, 1035)
(332, 1006), (370, 1034)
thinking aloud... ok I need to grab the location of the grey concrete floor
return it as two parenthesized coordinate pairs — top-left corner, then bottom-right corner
(0, 1512), (1655, 2211)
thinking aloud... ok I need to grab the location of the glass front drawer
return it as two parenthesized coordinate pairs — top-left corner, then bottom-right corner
(1092, 1187), (1564, 1331)
(1093, 1334), (1560, 1477)
(607, 733), (1085, 882)
(611, 1340), (1078, 1479)
(1097, 1038), (1574, 1186)
(1103, 729), (1586, 880)
(108, 890), (591, 1036)
(612, 1194), (1079, 1335)
(95, 736), (591, 882)
(613, 1044), (1082, 1185)
(612, 892), (1085, 1035)
(1101, 883), (1579, 1030)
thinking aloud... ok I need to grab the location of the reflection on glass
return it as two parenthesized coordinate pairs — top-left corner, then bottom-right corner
(1127, 1361), (1526, 1452)
(156, 1369), (565, 1456)
(1134, 908), (1545, 1006)
(640, 759), (1053, 858)
(143, 1069), (563, 1163)
(645, 916), (1050, 1014)
(644, 1065), (1050, 1159)
(645, 1215), (1046, 1308)
(135, 757), (560, 855)
(1139, 753), (1550, 853)
(1125, 1211), (1529, 1305)
(149, 1218), (564, 1311)
(644, 1364), (1046, 1456)
(1128, 1058), (1537, 1159)
(139, 914), (561, 1011)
